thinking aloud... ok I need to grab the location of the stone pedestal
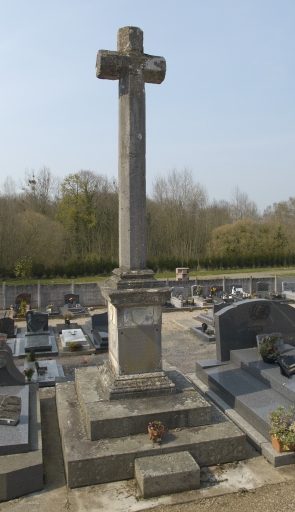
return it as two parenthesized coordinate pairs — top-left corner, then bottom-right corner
(97, 268), (175, 399)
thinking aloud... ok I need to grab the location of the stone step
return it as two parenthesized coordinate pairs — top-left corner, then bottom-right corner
(135, 451), (200, 499)
(196, 361), (295, 440)
(56, 382), (246, 489)
(75, 366), (212, 440)
(230, 346), (295, 404)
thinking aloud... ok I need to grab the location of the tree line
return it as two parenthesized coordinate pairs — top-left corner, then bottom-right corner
(0, 167), (294, 278)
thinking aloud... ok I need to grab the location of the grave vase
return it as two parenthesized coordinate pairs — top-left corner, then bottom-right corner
(271, 436), (295, 453)
(262, 355), (277, 364)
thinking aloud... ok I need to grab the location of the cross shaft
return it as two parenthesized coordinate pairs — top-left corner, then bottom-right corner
(96, 27), (166, 270)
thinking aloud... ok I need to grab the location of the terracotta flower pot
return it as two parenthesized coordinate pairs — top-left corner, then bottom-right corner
(148, 424), (165, 443)
(271, 435), (295, 452)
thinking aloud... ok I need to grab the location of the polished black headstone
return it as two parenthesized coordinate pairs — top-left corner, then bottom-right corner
(26, 310), (48, 333)
(0, 317), (15, 338)
(64, 293), (79, 305)
(215, 299), (295, 361)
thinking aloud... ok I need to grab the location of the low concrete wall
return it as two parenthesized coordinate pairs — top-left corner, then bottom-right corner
(158, 276), (290, 297)
(0, 282), (106, 310)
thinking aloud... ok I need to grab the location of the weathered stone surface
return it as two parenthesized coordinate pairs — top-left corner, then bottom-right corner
(75, 366), (210, 440)
(96, 27), (165, 271)
(135, 451), (200, 498)
(56, 382), (246, 489)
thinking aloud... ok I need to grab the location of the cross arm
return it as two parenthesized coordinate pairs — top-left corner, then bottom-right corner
(96, 50), (129, 80)
(142, 55), (166, 84)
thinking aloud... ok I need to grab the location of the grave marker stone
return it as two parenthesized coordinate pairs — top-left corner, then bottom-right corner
(0, 343), (25, 386)
(26, 311), (48, 333)
(64, 293), (79, 305)
(0, 317), (15, 338)
(215, 299), (295, 361)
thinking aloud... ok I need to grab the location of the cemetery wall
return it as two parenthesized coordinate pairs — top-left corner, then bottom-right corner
(159, 277), (294, 296)
(0, 282), (106, 309)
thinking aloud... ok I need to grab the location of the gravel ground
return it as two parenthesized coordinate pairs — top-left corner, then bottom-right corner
(4, 309), (295, 512)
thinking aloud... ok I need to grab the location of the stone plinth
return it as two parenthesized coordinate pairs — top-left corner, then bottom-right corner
(100, 269), (175, 399)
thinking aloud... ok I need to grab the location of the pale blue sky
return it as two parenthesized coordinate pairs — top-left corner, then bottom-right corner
(1, 1), (294, 210)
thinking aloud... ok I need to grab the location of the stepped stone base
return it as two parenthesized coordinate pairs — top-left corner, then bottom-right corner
(135, 451), (200, 498)
(0, 384), (43, 502)
(75, 366), (210, 440)
(56, 380), (246, 489)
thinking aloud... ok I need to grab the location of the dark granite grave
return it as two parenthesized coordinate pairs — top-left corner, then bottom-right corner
(24, 335), (52, 353)
(215, 299), (295, 361)
(0, 317), (15, 338)
(64, 293), (79, 305)
(26, 310), (49, 333)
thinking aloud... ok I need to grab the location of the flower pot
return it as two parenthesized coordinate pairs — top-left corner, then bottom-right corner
(262, 355), (277, 364)
(271, 435), (295, 452)
(148, 424), (165, 443)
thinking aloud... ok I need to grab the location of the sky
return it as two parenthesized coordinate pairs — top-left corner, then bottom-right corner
(1, 1), (295, 211)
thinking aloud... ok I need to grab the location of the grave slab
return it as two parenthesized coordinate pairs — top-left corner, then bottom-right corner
(0, 384), (43, 501)
(60, 329), (90, 351)
(19, 359), (64, 387)
(18, 336), (58, 358)
(0, 386), (29, 456)
(135, 451), (200, 498)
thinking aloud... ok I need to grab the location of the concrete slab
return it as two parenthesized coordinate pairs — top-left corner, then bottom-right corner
(56, 382), (246, 489)
(190, 326), (216, 343)
(187, 373), (295, 468)
(230, 346), (295, 403)
(19, 359), (64, 387)
(135, 451), (200, 498)
(0, 384), (43, 501)
(0, 386), (29, 456)
(75, 366), (212, 440)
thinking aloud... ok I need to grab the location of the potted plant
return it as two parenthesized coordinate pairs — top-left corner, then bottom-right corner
(26, 349), (38, 370)
(257, 333), (284, 364)
(148, 421), (165, 443)
(63, 311), (74, 325)
(268, 405), (295, 452)
(23, 367), (35, 382)
(67, 342), (83, 352)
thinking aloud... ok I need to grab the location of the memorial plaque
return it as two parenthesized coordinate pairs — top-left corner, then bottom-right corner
(0, 395), (21, 426)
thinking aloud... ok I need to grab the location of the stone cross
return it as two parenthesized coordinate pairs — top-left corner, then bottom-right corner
(96, 26), (166, 270)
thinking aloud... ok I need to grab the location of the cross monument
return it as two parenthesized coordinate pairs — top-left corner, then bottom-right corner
(93, 27), (174, 399)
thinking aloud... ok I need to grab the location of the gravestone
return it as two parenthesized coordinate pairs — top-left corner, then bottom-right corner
(24, 334), (52, 353)
(15, 293), (31, 305)
(64, 293), (79, 305)
(26, 310), (48, 333)
(215, 299), (295, 361)
(0, 317), (15, 338)
(60, 329), (90, 351)
(257, 281), (269, 292)
(0, 343), (25, 386)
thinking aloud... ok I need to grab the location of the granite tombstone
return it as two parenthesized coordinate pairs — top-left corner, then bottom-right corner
(215, 299), (295, 361)
(26, 310), (49, 333)
(0, 317), (15, 338)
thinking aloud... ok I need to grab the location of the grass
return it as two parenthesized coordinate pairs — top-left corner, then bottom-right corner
(1, 267), (295, 285)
